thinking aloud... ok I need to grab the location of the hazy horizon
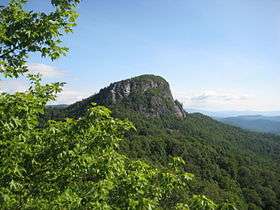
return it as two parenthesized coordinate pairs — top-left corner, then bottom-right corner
(185, 108), (280, 117)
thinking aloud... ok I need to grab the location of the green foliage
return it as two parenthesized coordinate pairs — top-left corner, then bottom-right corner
(0, 0), (80, 77)
(189, 195), (217, 210)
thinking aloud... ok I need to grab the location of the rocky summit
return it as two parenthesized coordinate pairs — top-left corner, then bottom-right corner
(65, 75), (186, 118)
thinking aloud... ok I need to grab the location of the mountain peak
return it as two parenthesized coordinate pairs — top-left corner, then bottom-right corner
(106, 74), (169, 103)
(128, 74), (167, 81)
(67, 75), (186, 119)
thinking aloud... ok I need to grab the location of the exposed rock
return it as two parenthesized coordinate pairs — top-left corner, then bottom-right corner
(66, 74), (187, 119)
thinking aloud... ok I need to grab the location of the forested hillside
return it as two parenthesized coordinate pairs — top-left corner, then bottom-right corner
(46, 75), (280, 210)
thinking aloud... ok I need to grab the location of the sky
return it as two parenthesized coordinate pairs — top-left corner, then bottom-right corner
(1, 0), (280, 111)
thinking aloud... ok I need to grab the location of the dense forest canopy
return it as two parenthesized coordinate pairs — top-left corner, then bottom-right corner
(45, 74), (280, 210)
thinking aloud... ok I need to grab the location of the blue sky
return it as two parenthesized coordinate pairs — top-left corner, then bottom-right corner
(2, 0), (280, 111)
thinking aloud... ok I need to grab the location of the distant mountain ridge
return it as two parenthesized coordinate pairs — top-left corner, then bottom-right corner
(218, 115), (280, 134)
(186, 109), (280, 118)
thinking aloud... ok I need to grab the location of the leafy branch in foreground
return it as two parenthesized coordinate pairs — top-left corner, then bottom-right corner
(0, 0), (80, 78)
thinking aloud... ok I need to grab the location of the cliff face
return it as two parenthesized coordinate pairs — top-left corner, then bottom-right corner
(67, 75), (186, 119)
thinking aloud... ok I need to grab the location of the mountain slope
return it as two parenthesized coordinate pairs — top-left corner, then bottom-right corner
(219, 115), (280, 134)
(59, 74), (186, 119)
(46, 75), (280, 210)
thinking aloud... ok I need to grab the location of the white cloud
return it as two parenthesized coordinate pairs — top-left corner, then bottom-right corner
(174, 90), (253, 111)
(53, 87), (93, 105)
(28, 63), (65, 78)
(189, 90), (250, 102)
(0, 80), (28, 93)
(0, 63), (66, 93)
(0, 79), (93, 105)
